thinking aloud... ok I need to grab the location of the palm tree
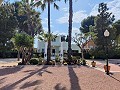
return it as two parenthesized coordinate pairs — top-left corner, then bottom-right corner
(0, 0), (3, 5)
(13, 0), (42, 38)
(65, 0), (73, 64)
(33, 0), (59, 64)
(12, 0), (42, 61)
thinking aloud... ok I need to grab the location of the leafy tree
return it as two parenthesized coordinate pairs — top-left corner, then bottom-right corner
(113, 20), (120, 46)
(80, 16), (95, 33)
(0, 3), (18, 52)
(38, 31), (57, 42)
(33, 0), (60, 64)
(13, 0), (42, 37)
(73, 32), (89, 59)
(13, 33), (34, 64)
(94, 2), (116, 50)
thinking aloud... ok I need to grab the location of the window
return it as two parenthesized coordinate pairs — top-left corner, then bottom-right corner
(42, 49), (44, 53)
(52, 49), (55, 53)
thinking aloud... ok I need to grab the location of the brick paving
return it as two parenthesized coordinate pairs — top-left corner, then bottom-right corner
(86, 59), (120, 72)
(0, 65), (120, 90)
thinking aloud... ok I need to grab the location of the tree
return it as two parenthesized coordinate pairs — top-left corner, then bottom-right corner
(80, 16), (95, 33)
(38, 31), (57, 42)
(33, 0), (60, 64)
(13, 1), (42, 38)
(94, 3), (116, 50)
(113, 20), (120, 46)
(0, 3), (18, 52)
(73, 32), (90, 59)
(13, 33), (34, 64)
(64, 0), (73, 64)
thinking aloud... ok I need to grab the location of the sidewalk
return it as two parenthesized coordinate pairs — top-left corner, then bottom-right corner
(86, 59), (120, 72)
(0, 58), (21, 67)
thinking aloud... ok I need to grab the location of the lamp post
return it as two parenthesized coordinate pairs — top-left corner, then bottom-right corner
(104, 30), (110, 75)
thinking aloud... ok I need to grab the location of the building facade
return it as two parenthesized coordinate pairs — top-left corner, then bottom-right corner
(83, 39), (96, 50)
(37, 35), (81, 60)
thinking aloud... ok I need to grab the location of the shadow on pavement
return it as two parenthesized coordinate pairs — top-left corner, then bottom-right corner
(54, 83), (67, 90)
(68, 66), (81, 90)
(0, 65), (48, 90)
(0, 77), (6, 84)
(20, 80), (42, 89)
(109, 75), (120, 82)
(0, 66), (24, 76)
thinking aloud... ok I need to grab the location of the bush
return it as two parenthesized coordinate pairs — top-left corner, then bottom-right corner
(55, 55), (60, 62)
(38, 57), (44, 65)
(0, 50), (18, 58)
(29, 58), (39, 65)
(33, 53), (41, 58)
(81, 59), (87, 65)
(72, 56), (78, 64)
(18, 62), (23, 65)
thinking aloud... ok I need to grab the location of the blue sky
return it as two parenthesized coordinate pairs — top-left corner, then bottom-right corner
(34, 0), (120, 48)
(7, 0), (120, 47)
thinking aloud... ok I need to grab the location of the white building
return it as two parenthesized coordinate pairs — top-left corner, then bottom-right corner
(37, 35), (81, 60)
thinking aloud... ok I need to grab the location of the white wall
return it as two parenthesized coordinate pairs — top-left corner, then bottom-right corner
(37, 36), (81, 53)
(71, 44), (81, 53)
(37, 40), (45, 53)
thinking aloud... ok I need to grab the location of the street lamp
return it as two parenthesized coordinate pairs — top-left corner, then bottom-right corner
(104, 29), (110, 75)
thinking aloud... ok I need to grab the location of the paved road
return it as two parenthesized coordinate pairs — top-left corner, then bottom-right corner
(0, 65), (120, 90)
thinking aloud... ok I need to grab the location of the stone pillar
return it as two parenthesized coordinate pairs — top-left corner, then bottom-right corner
(44, 42), (47, 60)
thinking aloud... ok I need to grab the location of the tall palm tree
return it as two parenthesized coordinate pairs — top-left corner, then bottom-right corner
(33, 0), (59, 64)
(65, 0), (73, 64)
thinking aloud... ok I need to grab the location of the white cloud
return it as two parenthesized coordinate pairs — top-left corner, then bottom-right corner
(56, 13), (69, 24)
(72, 27), (80, 37)
(42, 18), (54, 29)
(89, 4), (99, 16)
(57, 10), (88, 24)
(42, 18), (53, 25)
(73, 11), (88, 23)
(62, 7), (68, 12)
(107, 0), (120, 21)
(90, 0), (120, 21)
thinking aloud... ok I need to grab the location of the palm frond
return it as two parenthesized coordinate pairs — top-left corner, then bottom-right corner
(41, 3), (46, 11)
(53, 3), (59, 10)
(64, 0), (68, 3)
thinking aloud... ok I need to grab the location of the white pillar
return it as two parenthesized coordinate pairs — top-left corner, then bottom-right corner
(60, 42), (63, 61)
(44, 42), (47, 60)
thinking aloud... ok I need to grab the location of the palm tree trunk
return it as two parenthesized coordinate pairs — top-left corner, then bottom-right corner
(68, 0), (73, 64)
(47, 0), (51, 64)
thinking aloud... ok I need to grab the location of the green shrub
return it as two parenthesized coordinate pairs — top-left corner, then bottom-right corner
(81, 59), (87, 65)
(18, 62), (22, 65)
(38, 57), (44, 65)
(29, 58), (39, 65)
(48, 60), (53, 65)
(55, 55), (60, 62)
(72, 56), (78, 64)
(51, 60), (55, 65)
